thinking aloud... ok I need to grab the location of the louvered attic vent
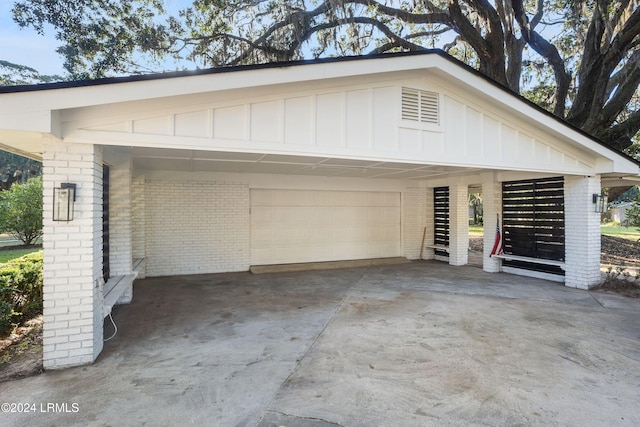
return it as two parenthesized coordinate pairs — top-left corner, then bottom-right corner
(402, 87), (439, 125)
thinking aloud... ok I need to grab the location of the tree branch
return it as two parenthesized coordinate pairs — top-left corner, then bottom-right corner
(601, 109), (640, 151)
(570, 3), (640, 131)
(511, 0), (571, 117)
(601, 51), (640, 129)
(447, 0), (508, 86)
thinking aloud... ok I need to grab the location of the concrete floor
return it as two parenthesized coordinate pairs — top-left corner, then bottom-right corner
(1, 261), (640, 426)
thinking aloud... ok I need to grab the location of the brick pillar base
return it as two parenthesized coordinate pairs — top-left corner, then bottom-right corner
(564, 175), (602, 289)
(42, 140), (104, 369)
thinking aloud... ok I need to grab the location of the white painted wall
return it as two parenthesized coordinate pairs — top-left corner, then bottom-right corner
(63, 75), (601, 177)
(610, 203), (633, 224)
(403, 186), (430, 260)
(131, 176), (145, 262)
(144, 179), (250, 277)
(134, 170), (428, 276)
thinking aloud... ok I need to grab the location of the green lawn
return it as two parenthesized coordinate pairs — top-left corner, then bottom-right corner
(601, 223), (640, 240)
(469, 223), (640, 241)
(0, 233), (43, 264)
(469, 225), (484, 237)
(0, 235), (42, 247)
(0, 248), (43, 264)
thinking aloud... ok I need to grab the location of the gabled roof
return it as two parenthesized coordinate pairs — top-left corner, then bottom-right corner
(0, 49), (638, 178)
(2, 49), (447, 93)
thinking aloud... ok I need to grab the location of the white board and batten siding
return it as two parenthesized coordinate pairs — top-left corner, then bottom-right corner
(73, 77), (599, 176)
(72, 84), (397, 153)
(251, 189), (401, 265)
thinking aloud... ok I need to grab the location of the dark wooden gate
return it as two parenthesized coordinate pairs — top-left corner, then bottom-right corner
(102, 165), (110, 282)
(434, 186), (450, 257)
(502, 177), (565, 275)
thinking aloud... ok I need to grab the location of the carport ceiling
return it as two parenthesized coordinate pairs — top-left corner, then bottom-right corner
(130, 147), (481, 180)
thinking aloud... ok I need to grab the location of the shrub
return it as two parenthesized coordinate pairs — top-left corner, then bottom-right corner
(0, 252), (43, 336)
(0, 300), (14, 335)
(0, 176), (43, 245)
(625, 200), (640, 229)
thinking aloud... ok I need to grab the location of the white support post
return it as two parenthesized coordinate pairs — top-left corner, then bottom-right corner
(42, 140), (104, 369)
(564, 175), (602, 289)
(482, 173), (502, 273)
(449, 180), (468, 266)
(106, 152), (133, 303)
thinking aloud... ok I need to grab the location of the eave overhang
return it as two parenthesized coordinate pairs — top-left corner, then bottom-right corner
(0, 50), (638, 179)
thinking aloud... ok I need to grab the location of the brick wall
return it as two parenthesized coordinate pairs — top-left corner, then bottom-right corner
(564, 175), (602, 289)
(423, 187), (435, 260)
(144, 180), (250, 276)
(403, 187), (429, 260)
(42, 140), (104, 369)
(108, 156), (132, 277)
(108, 155), (134, 303)
(131, 176), (145, 263)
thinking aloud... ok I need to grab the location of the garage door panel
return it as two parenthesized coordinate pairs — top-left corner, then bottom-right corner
(251, 189), (401, 265)
(383, 242), (401, 257)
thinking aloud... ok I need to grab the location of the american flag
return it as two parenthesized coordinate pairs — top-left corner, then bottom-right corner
(490, 213), (503, 256)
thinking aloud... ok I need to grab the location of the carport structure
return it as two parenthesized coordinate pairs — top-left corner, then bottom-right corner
(0, 50), (639, 369)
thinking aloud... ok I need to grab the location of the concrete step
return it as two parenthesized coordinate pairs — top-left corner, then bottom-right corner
(250, 257), (411, 274)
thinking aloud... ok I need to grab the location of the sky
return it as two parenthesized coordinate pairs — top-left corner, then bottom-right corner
(0, 2), (66, 75)
(0, 0), (395, 77)
(0, 0), (187, 77)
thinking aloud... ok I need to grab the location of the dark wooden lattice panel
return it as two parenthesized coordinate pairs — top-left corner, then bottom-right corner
(434, 186), (450, 257)
(502, 177), (565, 275)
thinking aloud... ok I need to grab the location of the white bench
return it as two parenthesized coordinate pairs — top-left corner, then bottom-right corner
(424, 244), (450, 253)
(103, 258), (145, 317)
(492, 254), (565, 270)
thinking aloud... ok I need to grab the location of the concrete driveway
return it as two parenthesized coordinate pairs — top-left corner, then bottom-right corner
(1, 261), (639, 426)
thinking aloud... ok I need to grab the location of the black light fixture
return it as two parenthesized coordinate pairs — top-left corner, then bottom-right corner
(592, 193), (608, 213)
(53, 183), (76, 221)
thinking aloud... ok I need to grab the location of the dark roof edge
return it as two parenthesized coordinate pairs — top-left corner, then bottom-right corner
(0, 49), (442, 93)
(1, 48), (638, 168)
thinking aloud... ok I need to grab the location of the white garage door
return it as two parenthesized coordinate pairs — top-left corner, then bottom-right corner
(251, 189), (401, 265)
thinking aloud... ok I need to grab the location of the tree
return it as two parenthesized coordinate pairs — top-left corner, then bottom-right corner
(0, 177), (43, 245)
(0, 60), (63, 86)
(469, 192), (483, 225)
(624, 199), (640, 228)
(10, 0), (640, 153)
(0, 151), (42, 191)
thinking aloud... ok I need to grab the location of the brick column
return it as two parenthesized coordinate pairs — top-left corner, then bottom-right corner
(449, 181), (468, 266)
(108, 153), (133, 303)
(482, 173), (502, 273)
(564, 175), (602, 289)
(42, 140), (104, 369)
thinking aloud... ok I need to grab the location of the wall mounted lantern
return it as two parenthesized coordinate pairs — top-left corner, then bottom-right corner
(592, 193), (608, 213)
(53, 183), (76, 221)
